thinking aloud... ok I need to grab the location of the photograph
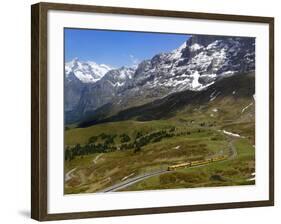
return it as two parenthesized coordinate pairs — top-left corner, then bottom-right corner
(63, 29), (256, 194)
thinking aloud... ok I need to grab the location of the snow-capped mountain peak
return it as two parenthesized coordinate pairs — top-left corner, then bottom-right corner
(170, 41), (187, 60)
(65, 58), (113, 83)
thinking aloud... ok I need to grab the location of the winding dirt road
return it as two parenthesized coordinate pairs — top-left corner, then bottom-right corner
(65, 168), (77, 181)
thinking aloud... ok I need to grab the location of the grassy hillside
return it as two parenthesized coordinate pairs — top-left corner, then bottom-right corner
(120, 138), (254, 191)
(64, 73), (255, 194)
(65, 125), (234, 194)
(65, 120), (175, 146)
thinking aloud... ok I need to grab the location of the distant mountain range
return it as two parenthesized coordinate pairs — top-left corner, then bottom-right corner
(65, 34), (255, 125)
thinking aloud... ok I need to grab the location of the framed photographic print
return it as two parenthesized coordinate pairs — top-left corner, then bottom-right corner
(31, 2), (274, 221)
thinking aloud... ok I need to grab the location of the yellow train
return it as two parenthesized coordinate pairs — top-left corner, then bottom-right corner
(167, 162), (191, 171)
(167, 155), (228, 171)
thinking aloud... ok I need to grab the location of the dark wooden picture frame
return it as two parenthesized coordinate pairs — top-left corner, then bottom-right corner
(31, 2), (274, 221)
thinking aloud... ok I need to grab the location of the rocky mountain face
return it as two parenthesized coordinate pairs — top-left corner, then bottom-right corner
(65, 34), (255, 124)
(74, 67), (135, 116)
(64, 58), (112, 111)
(79, 72), (255, 127)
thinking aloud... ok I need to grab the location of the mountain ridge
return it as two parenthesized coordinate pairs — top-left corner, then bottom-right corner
(78, 72), (255, 127)
(65, 34), (255, 124)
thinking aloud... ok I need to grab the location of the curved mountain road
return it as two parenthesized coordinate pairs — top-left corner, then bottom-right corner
(99, 170), (170, 193)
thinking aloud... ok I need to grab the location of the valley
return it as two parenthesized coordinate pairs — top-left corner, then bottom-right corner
(64, 74), (255, 193)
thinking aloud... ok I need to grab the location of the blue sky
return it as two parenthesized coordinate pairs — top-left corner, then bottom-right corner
(64, 28), (190, 68)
